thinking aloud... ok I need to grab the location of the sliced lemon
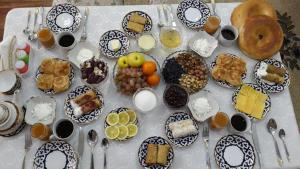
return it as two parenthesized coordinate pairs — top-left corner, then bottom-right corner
(106, 112), (119, 126)
(118, 111), (130, 125)
(117, 125), (129, 140)
(127, 124), (138, 137)
(105, 126), (119, 140)
(126, 109), (137, 123)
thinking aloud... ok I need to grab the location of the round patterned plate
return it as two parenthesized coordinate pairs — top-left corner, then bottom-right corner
(232, 83), (271, 120)
(177, 0), (210, 29)
(46, 3), (82, 33)
(122, 11), (153, 38)
(35, 58), (75, 95)
(138, 136), (174, 169)
(0, 106), (26, 137)
(34, 140), (78, 169)
(165, 112), (199, 147)
(64, 85), (104, 124)
(104, 107), (139, 141)
(253, 58), (290, 93)
(214, 134), (255, 169)
(99, 30), (130, 59)
(210, 54), (247, 88)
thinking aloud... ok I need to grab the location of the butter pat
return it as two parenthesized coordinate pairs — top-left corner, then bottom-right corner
(109, 39), (121, 51)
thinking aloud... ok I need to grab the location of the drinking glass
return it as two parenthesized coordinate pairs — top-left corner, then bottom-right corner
(31, 123), (52, 141)
(38, 28), (55, 49)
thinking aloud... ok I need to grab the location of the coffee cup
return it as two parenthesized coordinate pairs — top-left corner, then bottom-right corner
(57, 31), (77, 51)
(0, 70), (21, 95)
(218, 25), (238, 47)
(229, 113), (251, 133)
(51, 118), (75, 140)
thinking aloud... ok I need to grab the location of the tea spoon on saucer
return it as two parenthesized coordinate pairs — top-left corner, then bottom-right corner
(88, 130), (98, 169)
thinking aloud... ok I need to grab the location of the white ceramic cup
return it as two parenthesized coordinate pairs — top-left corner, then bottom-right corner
(51, 118), (75, 141)
(229, 113), (251, 133)
(57, 31), (77, 51)
(218, 25), (238, 47)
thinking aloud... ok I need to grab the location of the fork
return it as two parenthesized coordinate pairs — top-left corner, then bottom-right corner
(202, 123), (211, 169)
(80, 7), (89, 42)
(22, 127), (32, 169)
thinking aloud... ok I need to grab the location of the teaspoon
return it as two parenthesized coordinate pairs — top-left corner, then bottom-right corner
(88, 130), (98, 169)
(279, 128), (291, 162)
(267, 118), (283, 167)
(101, 138), (109, 169)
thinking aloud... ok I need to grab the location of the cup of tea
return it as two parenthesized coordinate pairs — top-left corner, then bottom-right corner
(51, 119), (75, 140)
(0, 70), (22, 95)
(218, 25), (238, 47)
(229, 113), (251, 133)
(57, 31), (77, 51)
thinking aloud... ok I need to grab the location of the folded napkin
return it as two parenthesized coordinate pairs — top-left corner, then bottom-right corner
(0, 36), (15, 71)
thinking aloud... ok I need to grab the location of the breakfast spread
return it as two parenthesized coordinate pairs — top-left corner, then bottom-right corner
(145, 143), (170, 166)
(257, 62), (286, 84)
(168, 119), (198, 138)
(211, 53), (246, 87)
(127, 12), (148, 33)
(80, 57), (108, 85)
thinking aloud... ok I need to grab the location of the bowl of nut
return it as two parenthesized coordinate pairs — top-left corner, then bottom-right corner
(162, 50), (209, 94)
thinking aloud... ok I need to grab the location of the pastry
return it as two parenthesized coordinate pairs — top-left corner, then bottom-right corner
(53, 76), (70, 93)
(127, 21), (144, 33)
(157, 144), (170, 166)
(168, 119), (198, 138)
(71, 90), (97, 106)
(145, 144), (157, 165)
(40, 58), (56, 74)
(80, 98), (101, 114)
(37, 74), (54, 90)
(266, 64), (285, 76)
(257, 62), (286, 84)
(54, 60), (71, 77)
(129, 13), (147, 24)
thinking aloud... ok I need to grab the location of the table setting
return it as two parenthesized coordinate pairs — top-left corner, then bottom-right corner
(0, 0), (300, 169)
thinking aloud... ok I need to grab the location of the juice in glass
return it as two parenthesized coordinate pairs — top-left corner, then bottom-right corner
(38, 28), (55, 49)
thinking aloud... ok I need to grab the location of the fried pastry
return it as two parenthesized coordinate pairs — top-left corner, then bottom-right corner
(145, 144), (157, 165)
(157, 144), (170, 166)
(266, 64), (285, 76)
(71, 90), (97, 106)
(54, 60), (70, 77)
(80, 98), (101, 114)
(129, 13), (147, 24)
(40, 58), (56, 74)
(37, 74), (54, 90)
(127, 21), (144, 33)
(53, 76), (70, 93)
(262, 74), (284, 84)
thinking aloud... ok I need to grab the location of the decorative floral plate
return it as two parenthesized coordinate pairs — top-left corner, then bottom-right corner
(165, 112), (199, 147)
(214, 134), (255, 169)
(46, 3), (82, 33)
(0, 106), (26, 137)
(64, 85), (104, 124)
(99, 30), (130, 59)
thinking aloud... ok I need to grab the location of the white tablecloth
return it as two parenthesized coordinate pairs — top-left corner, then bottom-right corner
(1, 3), (300, 169)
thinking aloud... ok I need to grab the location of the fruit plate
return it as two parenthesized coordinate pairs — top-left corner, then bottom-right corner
(104, 107), (139, 141)
(210, 53), (247, 88)
(253, 58), (290, 93)
(162, 50), (208, 94)
(35, 58), (75, 95)
(138, 136), (174, 169)
(112, 52), (161, 95)
(232, 83), (271, 120)
(165, 112), (199, 147)
(64, 85), (104, 124)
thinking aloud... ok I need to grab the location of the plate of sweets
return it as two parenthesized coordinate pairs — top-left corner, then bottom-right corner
(113, 52), (161, 95)
(104, 107), (139, 141)
(35, 58), (74, 94)
(122, 11), (152, 38)
(162, 50), (208, 94)
(211, 53), (247, 88)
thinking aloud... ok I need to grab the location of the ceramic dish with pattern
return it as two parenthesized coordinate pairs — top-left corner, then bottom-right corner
(35, 58), (75, 95)
(253, 58), (290, 93)
(122, 11), (153, 38)
(64, 85), (104, 124)
(46, 3), (82, 33)
(0, 106), (26, 137)
(177, 0), (210, 29)
(138, 136), (174, 169)
(99, 30), (130, 59)
(34, 140), (78, 169)
(165, 112), (199, 147)
(214, 134), (255, 169)
(210, 54), (247, 88)
(232, 83), (271, 120)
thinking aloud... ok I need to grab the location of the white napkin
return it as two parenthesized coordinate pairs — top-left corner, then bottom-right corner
(0, 36), (14, 71)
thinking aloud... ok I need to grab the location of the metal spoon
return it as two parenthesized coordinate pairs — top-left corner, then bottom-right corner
(80, 7), (89, 42)
(28, 8), (39, 41)
(267, 118), (283, 167)
(88, 130), (98, 169)
(279, 129), (291, 162)
(23, 11), (31, 35)
(101, 138), (109, 169)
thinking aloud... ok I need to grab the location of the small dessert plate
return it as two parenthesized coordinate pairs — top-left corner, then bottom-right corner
(24, 96), (56, 125)
(188, 31), (218, 58)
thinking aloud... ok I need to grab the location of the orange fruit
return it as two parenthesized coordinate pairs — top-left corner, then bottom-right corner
(147, 73), (160, 86)
(142, 61), (157, 76)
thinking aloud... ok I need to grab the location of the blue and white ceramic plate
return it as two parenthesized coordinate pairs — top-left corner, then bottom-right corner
(232, 83), (271, 120)
(122, 11), (152, 38)
(210, 54), (247, 88)
(64, 85), (104, 124)
(214, 135), (255, 169)
(46, 3), (82, 33)
(165, 112), (199, 147)
(34, 140), (78, 169)
(35, 58), (75, 95)
(177, 0), (210, 29)
(99, 30), (130, 59)
(254, 58), (290, 93)
(138, 136), (174, 169)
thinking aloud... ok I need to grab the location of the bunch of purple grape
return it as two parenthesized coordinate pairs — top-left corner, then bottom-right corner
(115, 67), (149, 95)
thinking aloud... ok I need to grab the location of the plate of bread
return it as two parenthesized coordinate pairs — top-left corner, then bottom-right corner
(64, 85), (104, 124)
(138, 136), (174, 169)
(254, 58), (290, 93)
(211, 53), (247, 88)
(35, 58), (74, 94)
(122, 11), (152, 38)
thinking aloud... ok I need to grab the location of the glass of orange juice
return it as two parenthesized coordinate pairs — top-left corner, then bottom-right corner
(210, 112), (229, 129)
(203, 16), (221, 35)
(31, 123), (52, 141)
(38, 28), (55, 49)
